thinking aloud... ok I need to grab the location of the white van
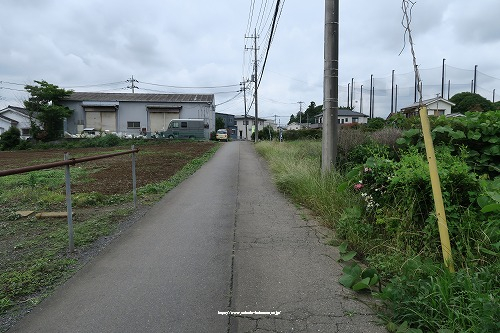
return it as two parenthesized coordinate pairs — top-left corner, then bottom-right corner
(162, 119), (206, 139)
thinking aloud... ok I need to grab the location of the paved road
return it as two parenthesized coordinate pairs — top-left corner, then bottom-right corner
(9, 141), (386, 333)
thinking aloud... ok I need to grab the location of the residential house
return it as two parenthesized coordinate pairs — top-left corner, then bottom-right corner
(234, 115), (267, 140)
(313, 108), (369, 128)
(286, 122), (302, 130)
(0, 106), (33, 139)
(400, 97), (455, 118)
(59, 92), (215, 138)
(215, 112), (237, 140)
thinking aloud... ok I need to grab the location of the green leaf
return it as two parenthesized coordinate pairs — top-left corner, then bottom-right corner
(339, 274), (357, 288)
(337, 182), (349, 192)
(352, 277), (371, 291)
(342, 264), (362, 278)
(479, 247), (498, 256)
(338, 241), (348, 254)
(437, 330), (454, 333)
(340, 251), (357, 262)
(396, 321), (409, 332)
(361, 268), (377, 279)
(477, 195), (491, 208)
(481, 203), (500, 213)
(369, 274), (380, 286)
(450, 130), (466, 139)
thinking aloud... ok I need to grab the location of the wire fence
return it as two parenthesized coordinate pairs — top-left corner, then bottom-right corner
(340, 65), (499, 118)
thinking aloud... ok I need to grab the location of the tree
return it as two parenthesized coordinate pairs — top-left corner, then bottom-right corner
(24, 80), (74, 141)
(450, 92), (493, 114)
(304, 101), (323, 124)
(288, 114), (296, 125)
(215, 116), (225, 131)
(0, 126), (21, 150)
(364, 117), (386, 132)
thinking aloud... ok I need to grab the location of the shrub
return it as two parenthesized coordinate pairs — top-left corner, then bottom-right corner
(0, 126), (21, 150)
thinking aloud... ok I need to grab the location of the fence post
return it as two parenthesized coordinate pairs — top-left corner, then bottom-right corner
(64, 153), (74, 252)
(132, 145), (137, 208)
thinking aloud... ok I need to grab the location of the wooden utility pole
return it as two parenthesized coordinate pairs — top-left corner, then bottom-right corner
(322, 0), (339, 173)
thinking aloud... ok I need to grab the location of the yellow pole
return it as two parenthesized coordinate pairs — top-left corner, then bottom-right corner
(419, 106), (455, 272)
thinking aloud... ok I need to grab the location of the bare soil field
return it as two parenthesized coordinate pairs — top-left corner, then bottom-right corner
(0, 141), (216, 194)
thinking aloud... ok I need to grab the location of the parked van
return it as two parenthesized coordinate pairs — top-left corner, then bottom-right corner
(162, 119), (206, 139)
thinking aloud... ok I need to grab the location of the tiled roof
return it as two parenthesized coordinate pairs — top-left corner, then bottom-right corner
(64, 92), (214, 104)
(0, 105), (29, 116)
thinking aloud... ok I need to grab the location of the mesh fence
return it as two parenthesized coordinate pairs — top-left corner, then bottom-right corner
(340, 65), (499, 118)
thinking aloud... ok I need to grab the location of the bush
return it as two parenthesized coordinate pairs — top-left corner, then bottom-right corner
(282, 129), (321, 141)
(0, 126), (21, 150)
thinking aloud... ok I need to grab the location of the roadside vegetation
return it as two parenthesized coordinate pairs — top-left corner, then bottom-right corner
(0, 138), (219, 330)
(256, 110), (499, 333)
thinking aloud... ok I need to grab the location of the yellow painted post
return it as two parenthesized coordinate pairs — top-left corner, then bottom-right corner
(419, 106), (455, 272)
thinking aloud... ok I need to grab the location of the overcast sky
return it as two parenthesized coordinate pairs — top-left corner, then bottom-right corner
(1, 0), (499, 121)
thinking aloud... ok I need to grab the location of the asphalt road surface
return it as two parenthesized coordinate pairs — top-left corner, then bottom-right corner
(9, 141), (386, 333)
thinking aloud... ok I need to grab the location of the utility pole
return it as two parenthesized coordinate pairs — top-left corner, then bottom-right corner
(240, 78), (249, 140)
(297, 101), (304, 125)
(127, 75), (138, 93)
(322, 0), (339, 173)
(441, 58), (446, 98)
(246, 30), (259, 142)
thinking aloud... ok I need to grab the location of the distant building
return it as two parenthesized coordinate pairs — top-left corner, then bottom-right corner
(400, 97), (455, 118)
(0, 105), (33, 139)
(59, 92), (215, 138)
(215, 112), (237, 140)
(234, 115), (267, 140)
(286, 122), (302, 130)
(313, 108), (369, 128)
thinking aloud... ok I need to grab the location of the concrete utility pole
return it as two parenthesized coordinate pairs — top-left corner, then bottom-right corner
(127, 75), (138, 93)
(322, 0), (339, 173)
(298, 101), (304, 125)
(241, 79), (249, 140)
(246, 30), (259, 142)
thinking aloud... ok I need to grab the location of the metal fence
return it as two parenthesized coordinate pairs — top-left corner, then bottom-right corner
(0, 146), (139, 251)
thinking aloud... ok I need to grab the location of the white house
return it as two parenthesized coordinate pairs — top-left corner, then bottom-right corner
(0, 106), (32, 139)
(400, 97), (455, 118)
(313, 108), (369, 128)
(59, 92), (216, 138)
(286, 122), (302, 130)
(234, 115), (267, 140)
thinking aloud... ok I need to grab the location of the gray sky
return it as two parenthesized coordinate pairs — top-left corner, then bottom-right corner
(1, 0), (499, 121)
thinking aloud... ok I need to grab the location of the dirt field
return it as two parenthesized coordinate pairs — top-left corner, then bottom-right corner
(0, 141), (216, 195)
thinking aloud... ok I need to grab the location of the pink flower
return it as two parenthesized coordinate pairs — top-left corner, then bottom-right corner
(354, 183), (364, 190)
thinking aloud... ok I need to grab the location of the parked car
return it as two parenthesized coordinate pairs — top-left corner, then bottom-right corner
(216, 129), (228, 141)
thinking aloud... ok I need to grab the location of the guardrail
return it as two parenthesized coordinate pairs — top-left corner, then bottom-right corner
(0, 146), (140, 252)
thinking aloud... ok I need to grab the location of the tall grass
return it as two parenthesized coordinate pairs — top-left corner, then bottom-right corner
(255, 141), (361, 227)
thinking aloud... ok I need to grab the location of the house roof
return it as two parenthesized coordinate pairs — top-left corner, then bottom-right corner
(315, 109), (369, 118)
(401, 97), (455, 111)
(64, 92), (215, 104)
(0, 105), (29, 116)
(234, 115), (268, 121)
(0, 113), (19, 125)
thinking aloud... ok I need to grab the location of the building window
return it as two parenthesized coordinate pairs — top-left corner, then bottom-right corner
(352, 117), (358, 123)
(127, 121), (141, 129)
(21, 128), (31, 136)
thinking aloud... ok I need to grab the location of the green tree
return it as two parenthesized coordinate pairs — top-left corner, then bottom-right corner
(450, 92), (493, 114)
(304, 101), (323, 124)
(0, 126), (21, 150)
(215, 116), (225, 131)
(24, 80), (74, 141)
(364, 117), (386, 132)
(288, 114), (297, 125)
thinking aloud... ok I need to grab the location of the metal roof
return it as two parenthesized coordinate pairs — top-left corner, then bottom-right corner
(65, 92), (214, 104)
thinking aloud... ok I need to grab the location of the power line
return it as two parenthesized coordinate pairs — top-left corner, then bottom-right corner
(138, 81), (240, 89)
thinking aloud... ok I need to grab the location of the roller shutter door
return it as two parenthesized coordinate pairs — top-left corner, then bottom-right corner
(149, 112), (178, 132)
